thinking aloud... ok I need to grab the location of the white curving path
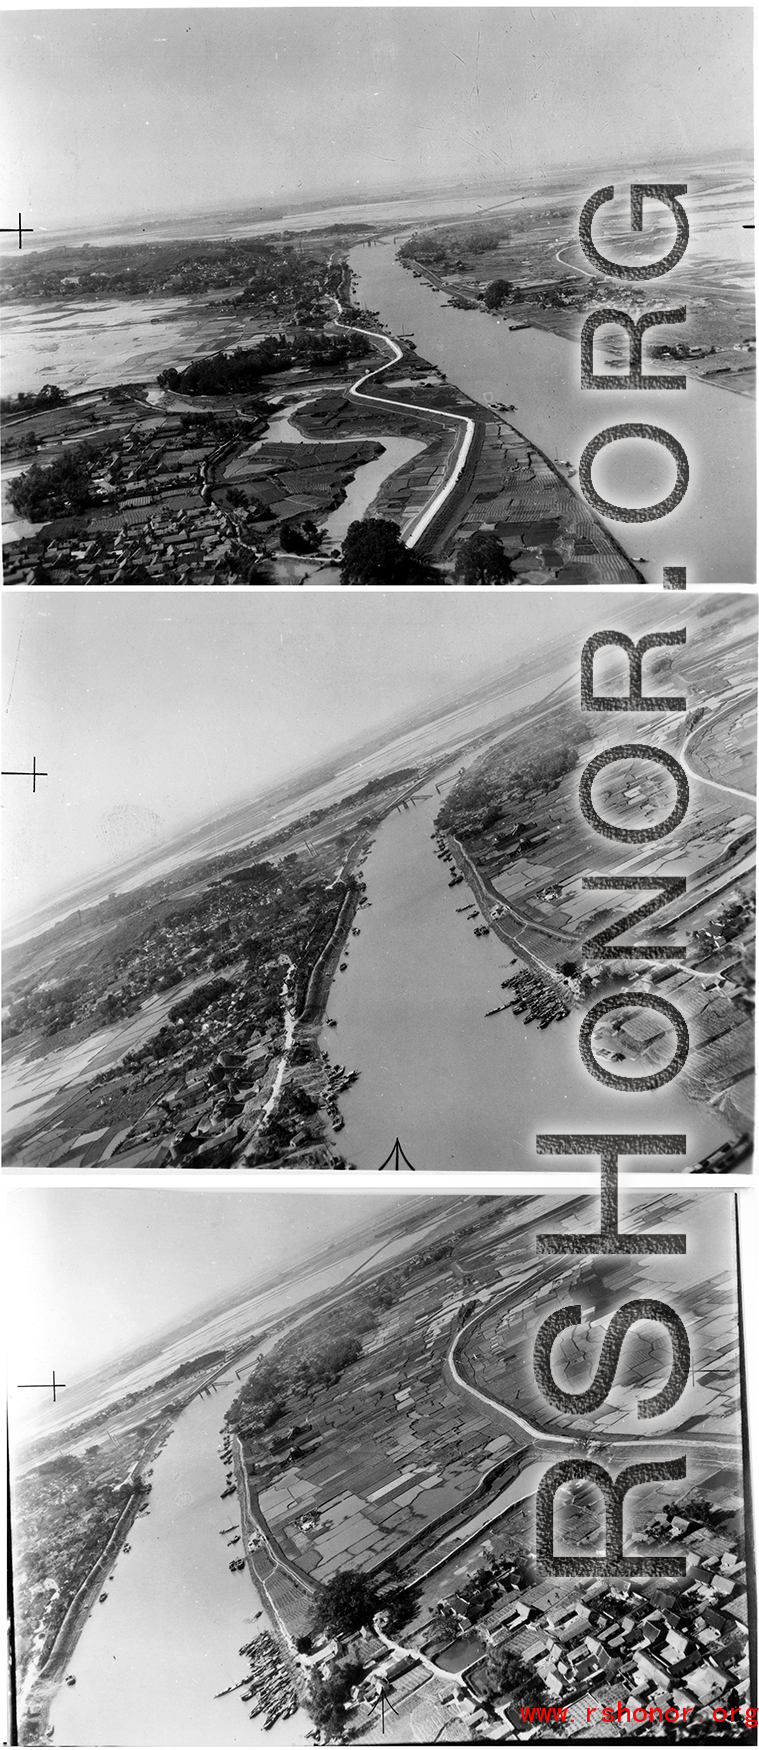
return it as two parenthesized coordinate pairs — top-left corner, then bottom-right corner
(681, 691), (757, 805)
(332, 301), (476, 548)
(446, 1299), (742, 1454)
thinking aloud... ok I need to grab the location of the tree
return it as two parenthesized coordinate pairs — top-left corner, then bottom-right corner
(341, 518), (431, 586)
(382, 1580), (418, 1635)
(280, 519), (321, 554)
(307, 1659), (364, 1740)
(484, 278), (513, 310)
(482, 1646), (545, 1707)
(454, 531), (514, 587)
(312, 1570), (380, 1638)
(8, 446), (97, 521)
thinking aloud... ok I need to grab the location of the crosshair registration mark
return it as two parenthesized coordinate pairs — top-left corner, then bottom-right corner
(2, 756), (47, 792)
(18, 1370), (66, 1403)
(0, 213), (33, 249)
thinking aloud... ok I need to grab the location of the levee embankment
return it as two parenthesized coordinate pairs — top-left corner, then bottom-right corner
(20, 1479), (150, 1742)
(296, 881), (360, 1026)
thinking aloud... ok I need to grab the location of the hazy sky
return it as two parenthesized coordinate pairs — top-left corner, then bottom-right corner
(0, 8), (752, 233)
(5, 1185), (412, 1397)
(3, 589), (637, 921)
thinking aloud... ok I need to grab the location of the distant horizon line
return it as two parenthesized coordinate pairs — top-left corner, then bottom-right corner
(5, 146), (751, 249)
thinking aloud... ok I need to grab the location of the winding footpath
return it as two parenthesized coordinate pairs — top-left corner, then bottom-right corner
(681, 690), (757, 805)
(447, 1294), (742, 1455)
(332, 299), (475, 548)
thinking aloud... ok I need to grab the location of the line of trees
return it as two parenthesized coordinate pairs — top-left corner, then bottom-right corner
(1, 382), (68, 416)
(157, 330), (370, 397)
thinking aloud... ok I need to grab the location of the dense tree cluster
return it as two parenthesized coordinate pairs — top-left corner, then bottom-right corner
(0, 382), (67, 416)
(307, 1657), (365, 1739)
(340, 518), (433, 586)
(454, 530), (515, 586)
(157, 329), (369, 397)
(226, 1316), (370, 1435)
(279, 518), (322, 554)
(483, 277), (514, 309)
(436, 709), (594, 837)
(482, 1646), (546, 1707)
(399, 223), (508, 266)
(8, 445), (97, 522)
(313, 1571), (380, 1637)
(226, 1271), (401, 1439)
(336, 768), (417, 808)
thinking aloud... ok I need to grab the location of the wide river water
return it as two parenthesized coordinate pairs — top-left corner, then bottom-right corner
(49, 1360), (310, 1749)
(326, 747), (732, 1175)
(351, 239), (755, 585)
(42, 1205), (459, 1744)
(3, 216), (752, 578)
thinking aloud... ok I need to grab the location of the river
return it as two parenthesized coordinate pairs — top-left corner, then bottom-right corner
(41, 1201), (466, 1743)
(49, 1362), (310, 1748)
(325, 758), (732, 1174)
(236, 395), (425, 543)
(350, 239), (755, 585)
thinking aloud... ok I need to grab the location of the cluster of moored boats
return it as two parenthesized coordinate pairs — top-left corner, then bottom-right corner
(456, 900), (490, 936)
(321, 1055), (360, 1132)
(434, 837), (488, 922)
(236, 1632), (299, 1729)
(433, 832), (570, 1026)
(492, 968), (570, 1029)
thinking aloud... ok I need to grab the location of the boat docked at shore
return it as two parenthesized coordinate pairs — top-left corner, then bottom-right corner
(233, 1628), (300, 1728)
(496, 965), (570, 1030)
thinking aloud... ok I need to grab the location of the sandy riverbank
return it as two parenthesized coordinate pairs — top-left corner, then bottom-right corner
(20, 1419), (171, 1743)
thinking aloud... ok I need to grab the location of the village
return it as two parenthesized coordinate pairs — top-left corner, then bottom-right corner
(3, 220), (645, 588)
(218, 1192), (750, 1742)
(2, 763), (424, 1170)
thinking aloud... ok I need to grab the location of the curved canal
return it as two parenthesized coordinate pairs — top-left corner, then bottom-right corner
(350, 239), (755, 585)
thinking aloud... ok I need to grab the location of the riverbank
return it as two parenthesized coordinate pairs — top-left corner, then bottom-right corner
(43, 1360), (312, 1747)
(20, 1418), (171, 1743)
(350, 238), (755, 584)
(324, 753), (735, 1173)
(233, 1435), (317, 1647)
(403, 253), (756, 401)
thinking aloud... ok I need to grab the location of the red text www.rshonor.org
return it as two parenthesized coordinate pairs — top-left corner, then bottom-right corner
(519, 1703), (758, 1727)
